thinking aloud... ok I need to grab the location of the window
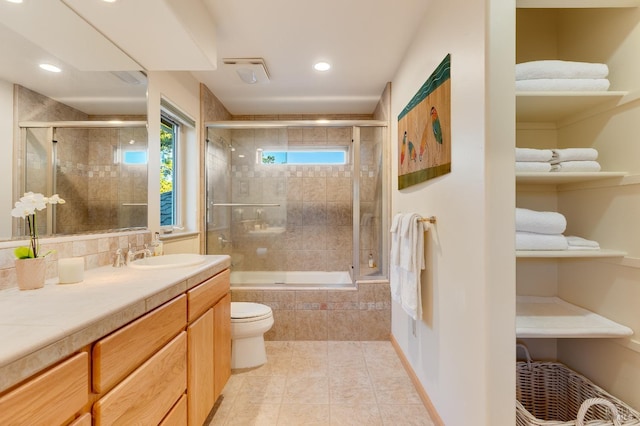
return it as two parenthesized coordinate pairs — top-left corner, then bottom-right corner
(160, 114), (178, 226)
(258, 147), (349, 165)
(159, 98), (196, 232)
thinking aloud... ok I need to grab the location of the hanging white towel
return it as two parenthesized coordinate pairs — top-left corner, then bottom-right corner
(515, 147), (554, 162)
(515, 60), (609, 81)
(516, 207), (567, 235)
(389, 213), (403, 303)
(516, 78), (610, 92)
(389, 213), (426, 320)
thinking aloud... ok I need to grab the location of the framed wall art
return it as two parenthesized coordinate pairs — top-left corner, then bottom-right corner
(398, 54), (451, 189)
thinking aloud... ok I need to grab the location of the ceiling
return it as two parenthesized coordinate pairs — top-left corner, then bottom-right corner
(0, 0), (429, 116)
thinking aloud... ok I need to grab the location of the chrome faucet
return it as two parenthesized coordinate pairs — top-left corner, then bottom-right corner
(112, 248), (125, 267)
(126, 243), (152, 264)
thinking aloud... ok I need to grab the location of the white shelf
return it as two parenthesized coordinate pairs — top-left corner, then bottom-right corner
(516, 91), (627, 123)
(517, 0), (640, 7)
(516, 249), (627, 258)
(516, 296), (633, 338)
(516, 171), (627, 184)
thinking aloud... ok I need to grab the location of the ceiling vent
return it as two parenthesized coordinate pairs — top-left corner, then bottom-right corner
(223, 58), (270, 84)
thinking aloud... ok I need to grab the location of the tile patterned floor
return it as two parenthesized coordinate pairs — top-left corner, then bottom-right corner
(207, 341), (435, 426)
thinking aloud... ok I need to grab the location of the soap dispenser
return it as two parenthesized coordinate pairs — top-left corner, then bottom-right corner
(152, 232), (164, 256)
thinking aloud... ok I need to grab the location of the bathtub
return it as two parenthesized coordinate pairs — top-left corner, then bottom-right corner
(230, 270), (355, 290)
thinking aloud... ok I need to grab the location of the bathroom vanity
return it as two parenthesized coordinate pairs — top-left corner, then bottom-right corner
(0, 255), (231, 426)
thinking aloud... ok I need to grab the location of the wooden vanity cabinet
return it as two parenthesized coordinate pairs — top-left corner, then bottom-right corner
(186, 269), (230, 426)
(0, 265), (231, 426)
(0, 352), (89, 426)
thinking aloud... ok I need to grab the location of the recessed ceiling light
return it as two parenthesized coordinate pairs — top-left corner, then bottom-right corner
(39, 63), (61, 73)
(314, 62), (331, 72)
(101, 0), (117, 3)
(5, 0), (24, 4)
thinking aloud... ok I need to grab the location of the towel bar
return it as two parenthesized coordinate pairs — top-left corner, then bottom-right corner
(418, 216), (437, 224)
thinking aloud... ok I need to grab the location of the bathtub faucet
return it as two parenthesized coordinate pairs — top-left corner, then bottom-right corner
(218, 233), (232, 249)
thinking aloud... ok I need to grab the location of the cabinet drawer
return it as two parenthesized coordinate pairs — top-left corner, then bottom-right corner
(0, 352), (88, 426)
(160, 394), (187, 426)
(68, 413), (91, 426)
(187, 269), (230, 322)
(93, 332), (187, 426)
(93, 295), (187, 393)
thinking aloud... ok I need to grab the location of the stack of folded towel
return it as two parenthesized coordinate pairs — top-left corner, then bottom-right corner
(516, 207), (568, 250)
(515, 147), (601, 173)
(516, 60), (610, 92)
(515, 207), (601, 250)
(516, 148), (553, 172)
(550, 148), (601, 172)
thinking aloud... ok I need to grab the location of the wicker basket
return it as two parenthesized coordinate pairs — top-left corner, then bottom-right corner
(516, 345), (640, 426)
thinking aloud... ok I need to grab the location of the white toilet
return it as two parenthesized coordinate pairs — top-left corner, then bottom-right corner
(230, 302), (274, 369)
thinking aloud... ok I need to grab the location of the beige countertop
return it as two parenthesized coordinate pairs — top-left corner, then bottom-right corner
(0, 254), (231, 393)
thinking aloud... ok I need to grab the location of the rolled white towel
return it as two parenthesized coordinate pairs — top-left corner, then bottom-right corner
(516, 207), (567, 235)
(551, 148), (598, 164)
(516, 162), (552, 173)
(515, 147), (554, 162)
(515, 60), (609, 81)
(566, 235), (600, 250)
(516, 78), (610, 92)
(550, 161), (601, 172)
(516, 232), (568, 251)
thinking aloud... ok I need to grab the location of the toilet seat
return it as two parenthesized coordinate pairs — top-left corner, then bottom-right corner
(231, 302), (272, 323)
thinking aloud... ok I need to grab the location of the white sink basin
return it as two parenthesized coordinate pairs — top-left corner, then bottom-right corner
(129, 253), (206, 269)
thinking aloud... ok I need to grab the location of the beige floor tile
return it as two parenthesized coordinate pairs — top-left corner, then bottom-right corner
(284, 376), (330, 404)
(277, 404), (330, 425)
(225, 403), (281, 426)
(378, 404), (435, 426)
(371, 375), (423, 404)
(235, 376), (287, 404)
(330, 404), (383, 426)
(329, 375), (377, 405)
(215, 340), (434, 426)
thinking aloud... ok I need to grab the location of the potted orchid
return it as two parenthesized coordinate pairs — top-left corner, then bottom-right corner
(11, 192), (66, 258)
(11, 192), (65, 290)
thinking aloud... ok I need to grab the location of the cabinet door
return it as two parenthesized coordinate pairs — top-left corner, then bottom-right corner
(93, 295), (187, 393)
(213, 293), (231, 400)
(0, 352), (88, 426)
(93, 332), (187, 426)
(187, 309), (214, 426)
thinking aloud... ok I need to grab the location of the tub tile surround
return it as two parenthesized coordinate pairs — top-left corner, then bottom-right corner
(0, 230), (151, 291)
(231, 281), (391, 341)
(0, 253), (231, 392)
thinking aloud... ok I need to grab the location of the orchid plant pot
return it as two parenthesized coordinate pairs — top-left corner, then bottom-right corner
(15, 257), (46, 291)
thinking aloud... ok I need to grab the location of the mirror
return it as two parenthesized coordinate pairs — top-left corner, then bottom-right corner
(0, 1), (148, 240)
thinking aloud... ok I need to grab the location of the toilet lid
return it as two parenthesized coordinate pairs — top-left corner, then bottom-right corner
(231, 302), (272, 319)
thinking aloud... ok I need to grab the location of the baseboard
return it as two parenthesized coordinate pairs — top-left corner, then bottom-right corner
(390, 334), (444, 426)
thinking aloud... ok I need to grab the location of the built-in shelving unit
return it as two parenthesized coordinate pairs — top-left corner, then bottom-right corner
(516, 172), (627, 185)
(516, 92), (627, 123)
(516, 249), (627, 259)
(517, 0), (640, 8)
(516, 296), (634, 338)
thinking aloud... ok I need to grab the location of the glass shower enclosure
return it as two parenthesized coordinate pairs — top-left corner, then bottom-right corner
(204, 120), (388, 283)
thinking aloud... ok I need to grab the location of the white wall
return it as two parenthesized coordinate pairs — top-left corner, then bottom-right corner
(146, 71), (201, 252)
(0, 80), (14, 240)
(390, 0), (515, 424)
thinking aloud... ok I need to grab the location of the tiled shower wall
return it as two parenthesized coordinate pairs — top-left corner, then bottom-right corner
(231, 280), (391, 341)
